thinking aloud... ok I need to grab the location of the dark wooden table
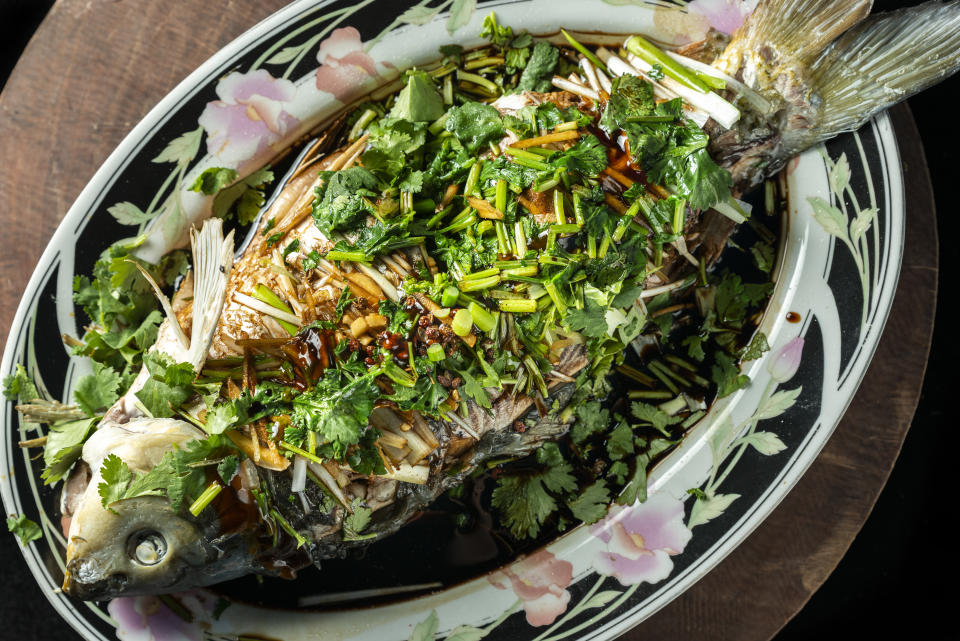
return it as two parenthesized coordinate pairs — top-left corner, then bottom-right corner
(0, 1), (941, 639)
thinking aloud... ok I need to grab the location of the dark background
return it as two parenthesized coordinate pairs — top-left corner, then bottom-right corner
(0, 0), (955, 639)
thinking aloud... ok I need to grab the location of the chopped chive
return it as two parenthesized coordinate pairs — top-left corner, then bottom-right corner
(349, 108), (377, 140)
(503, 146), (545, 161)
(452, 308), (473, 336)
(543, 281), (567, 314)
(560, 28), (608, 73)
(598, 228), (612, 258)
(628, 390), (674, 400)
(495, 258), (537, 268)
(617, 364), (657, 387)
(464, 56), (505, 70)
(523, 147), (555, 157)
(441, 285), (461, 307)
(252, 285), (298, 335)
(533, 177), (560, 193)
(682, 410), (706, 428)
(462, 267), (501, 281)
(438, 213), (477, 233)
(672, 198), (686, 234)
(572, 191), (585, 225)
(514, 221), (528, 258)
(188, 482), (223, 517)
(458, 274), (501, 292)
(499, 299), (537, 313)
(625, 35), (710, 94)
(383, 359), (416, 387)
(468, 302), (497, 332)
(443, 74), (454, 105)
(269, 507), (307, 548)
(325, 250), (369, 262)
(503, 265), (539, 278)
(625, 115), (676, 123)
(495, 179), (508, 213)
(458, 70), (499, 95)
(659, 395), (688, 416)
(647, 363), (679, 394)
(427, 343), (446, 362)
(428, 111), (450, 136)
(495, 220), (511, 255)
(553, 189), (566, 224)
(279, 441), (325, 465)
(464, 159), (483, 197)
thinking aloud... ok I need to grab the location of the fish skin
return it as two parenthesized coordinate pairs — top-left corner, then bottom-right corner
(60, 0), (960, 600)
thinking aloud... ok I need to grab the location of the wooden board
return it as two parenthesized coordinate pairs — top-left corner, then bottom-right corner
(0, 1), (937, 639)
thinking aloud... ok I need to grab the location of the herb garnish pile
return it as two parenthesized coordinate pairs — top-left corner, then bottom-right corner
(5, 14), (775, 549)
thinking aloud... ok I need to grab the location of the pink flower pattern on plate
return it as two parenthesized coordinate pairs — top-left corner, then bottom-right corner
(687, 0), (757, 35)
(591, 493), (692, 586)
(315, 27), (381, 102)
(198, 69), (300, 167)
(489, 549), (574, 626)
(108, 591), (215, 641)
(768, 336), (805, 383)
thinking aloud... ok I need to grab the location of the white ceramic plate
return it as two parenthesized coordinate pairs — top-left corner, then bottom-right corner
(1, 2), (903, 640)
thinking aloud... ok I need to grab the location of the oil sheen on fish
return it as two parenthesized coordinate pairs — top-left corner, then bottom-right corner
(56, 0), (960, 600)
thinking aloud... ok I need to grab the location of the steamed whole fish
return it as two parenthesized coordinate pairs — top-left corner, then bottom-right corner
(55, 0), (960, 600)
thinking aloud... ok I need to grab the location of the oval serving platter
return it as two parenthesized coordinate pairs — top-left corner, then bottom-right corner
(1, 1), (904, 640)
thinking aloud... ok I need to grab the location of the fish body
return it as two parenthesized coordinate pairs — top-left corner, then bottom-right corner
(60, 0), (960, 600)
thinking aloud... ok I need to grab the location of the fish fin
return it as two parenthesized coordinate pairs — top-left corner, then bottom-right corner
(187, 218), (235, 371)
(716, 0), (873, 76)
(129, 261), (190, 353)
(797, 1), (960, 147)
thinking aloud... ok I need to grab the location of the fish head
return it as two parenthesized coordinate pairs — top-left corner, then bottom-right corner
(62, 419), (264, 600)
(63, 494), (217, 599)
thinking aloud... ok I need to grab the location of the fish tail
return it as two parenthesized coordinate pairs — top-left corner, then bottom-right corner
(795, 1), (960, 148)
(715, 0), (873, 77)
(187, 218), (235, 370)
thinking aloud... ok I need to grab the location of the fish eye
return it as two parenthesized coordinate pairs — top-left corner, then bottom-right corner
(127, 531), (167, 566)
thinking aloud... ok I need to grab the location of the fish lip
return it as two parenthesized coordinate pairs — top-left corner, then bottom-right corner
(62, 564), (129, 601)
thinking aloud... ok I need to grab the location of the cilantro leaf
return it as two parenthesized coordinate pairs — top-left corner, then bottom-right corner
(570, 400), (610, 444)
(445, 102), (506, 153)
(291, 371), (380, 459)
(312, 167), (380, 235)
(740, 331), (770, 362)
(3, 364), (38, 402)
(41, 417), (98, 485)
(607, 421), (635, 460)
(564, 298), (609, 338)
(217, 455), (239, 484)
(73, 361), (122, 416)
(711, 351), (750, 399)
(630, 401), (683, 435)
(491, 475), (557, 539)
(342, 498), (375, 541)
(479, 12), (513, 47)
(554, 134), (607, 177)
(567, 480), (610, 524)
(6, 515), (42, 546)
(98, 454), (133, 509)
(517, 41), (559, 92)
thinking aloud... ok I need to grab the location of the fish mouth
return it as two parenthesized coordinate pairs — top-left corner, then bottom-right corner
(62, 562), (131, 601)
